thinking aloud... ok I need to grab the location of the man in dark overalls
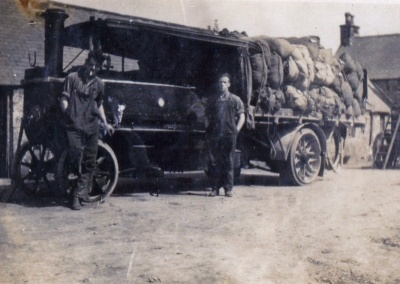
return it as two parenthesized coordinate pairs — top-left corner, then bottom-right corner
(205, 73), (245, 197)
(60, 51), (114, 210)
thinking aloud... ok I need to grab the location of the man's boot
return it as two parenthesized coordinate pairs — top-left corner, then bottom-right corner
(208, 187), (219, 197)
(225, 190), (233, 197)
(76, 173), (90, 201)
(71, 195), (81, 210)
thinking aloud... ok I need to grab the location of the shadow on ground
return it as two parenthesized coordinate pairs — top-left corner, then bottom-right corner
(114, 170), (281, 196)
(0, 181), (69, 209)
(0, 170), (281, 208)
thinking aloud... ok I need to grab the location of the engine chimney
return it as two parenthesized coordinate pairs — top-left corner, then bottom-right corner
(42, 9), (69, 77)
(340, 12), (359, 46)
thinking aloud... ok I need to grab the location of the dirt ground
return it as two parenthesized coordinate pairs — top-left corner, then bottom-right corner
(1, 167), (400, 284)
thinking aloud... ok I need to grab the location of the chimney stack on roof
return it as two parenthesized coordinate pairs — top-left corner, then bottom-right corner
(340, 12), (360, 46)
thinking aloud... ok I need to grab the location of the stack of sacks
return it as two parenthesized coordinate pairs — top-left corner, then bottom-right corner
(247, 37), (284, 112)
(284, 85), (309, 112)
(258, 36), (295, 59)
(309, 86), (344, 118)
(250, 41), (271, 91)
(248, 40), (270, 110)
(293, 45), (314, 90)
(313, 48), (337, 87)
(259, 88), (286, 114)
(310, 48), (344, 118)
(330, 72), (353, 107)
(311, 51), (364, 119)
(340, 53), (364, 118)
(283, 56), (299, 85)
(246, 35), (364, 120)
(283, 46), (313, 91)
(313, 61), (336, 87)
(318, 48), (334, 65)
(268, 51), (284, 89)
(286, 36), (320, 61)
(255, 37), (308, 109)
(250, 37), (290, 90)
(251, 53), (268, 90)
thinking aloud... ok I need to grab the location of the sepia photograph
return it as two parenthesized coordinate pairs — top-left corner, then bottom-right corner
(1, 0), (400, 283)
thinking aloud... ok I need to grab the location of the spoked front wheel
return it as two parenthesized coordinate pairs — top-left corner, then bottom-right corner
(57, 140), (119, 203)
(281, 128), (322, 186)
(10, 142), (58, 197)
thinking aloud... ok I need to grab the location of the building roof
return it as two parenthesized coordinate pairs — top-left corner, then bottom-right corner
(0, 0), (142, 86)
(336, 34), (400, 80)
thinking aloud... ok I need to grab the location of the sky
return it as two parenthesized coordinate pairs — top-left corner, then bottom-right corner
(57, 0), (400, 51)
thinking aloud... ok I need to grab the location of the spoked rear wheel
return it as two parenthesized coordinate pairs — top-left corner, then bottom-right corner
(11, 142), (58, 197)
(325, 128), (343, 173)
(57, 140), (119, 203)
(281, 128), (322, 186)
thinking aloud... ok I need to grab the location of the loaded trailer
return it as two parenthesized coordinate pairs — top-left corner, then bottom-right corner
(8, 9), (365, 202)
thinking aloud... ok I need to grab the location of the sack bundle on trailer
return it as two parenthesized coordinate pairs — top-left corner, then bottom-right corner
(244, 35), (365, 121)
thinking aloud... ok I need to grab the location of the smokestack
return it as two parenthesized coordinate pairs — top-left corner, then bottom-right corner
(340, 12), (360, 46)
(42, 9), (69, 77)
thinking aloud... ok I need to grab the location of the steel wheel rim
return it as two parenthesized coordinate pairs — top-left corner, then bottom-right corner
(293, 133), (321, 184)
(58, 141), (118, 203)
(325, 128), (342, 172)
(92, 147), (116, 196)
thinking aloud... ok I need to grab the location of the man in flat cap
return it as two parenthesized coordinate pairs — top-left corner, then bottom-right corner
(60, 51), (114, 210)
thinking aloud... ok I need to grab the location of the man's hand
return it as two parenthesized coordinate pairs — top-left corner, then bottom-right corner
(60, 96), (68, 112)
(104, 123), (115, 136)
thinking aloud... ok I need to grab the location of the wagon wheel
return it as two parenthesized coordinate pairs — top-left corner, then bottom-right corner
(372, 132), (394, 169)
(325, 128), (343, 173)
(281, 128), (322, 186)
(11, 142), (58, 197)
(57, 140), (119, 203)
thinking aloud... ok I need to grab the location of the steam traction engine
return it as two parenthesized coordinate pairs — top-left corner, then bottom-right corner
(8, 8), (360, 202)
